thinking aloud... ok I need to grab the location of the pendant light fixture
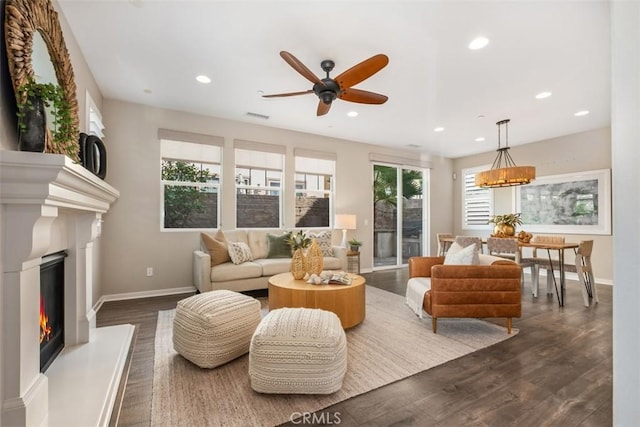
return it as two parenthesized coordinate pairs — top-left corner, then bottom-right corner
(475, 119), (535, 188)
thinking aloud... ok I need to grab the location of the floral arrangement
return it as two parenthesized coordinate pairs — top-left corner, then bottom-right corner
(285, 230), (311, 251)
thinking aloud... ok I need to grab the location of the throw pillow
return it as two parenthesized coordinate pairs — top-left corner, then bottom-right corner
(228, 242), (254, 265)
(308, 231), (334, 257)
(201, 230), (231, 266)
(444, 241), (479, 265)
(267, 233), (291, 258)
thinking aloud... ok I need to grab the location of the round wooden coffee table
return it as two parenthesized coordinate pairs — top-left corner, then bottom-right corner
(268, 272), (366, 329)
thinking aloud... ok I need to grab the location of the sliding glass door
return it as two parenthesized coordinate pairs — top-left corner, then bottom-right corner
(373, 164), (427, 268)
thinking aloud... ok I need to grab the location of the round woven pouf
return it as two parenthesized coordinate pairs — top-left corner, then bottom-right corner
(173, 290), (262, 368)
(249, 307), (347, 394)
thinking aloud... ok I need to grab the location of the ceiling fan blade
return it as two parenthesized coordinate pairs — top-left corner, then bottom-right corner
(335, 54), (389, 89)
(339, 88), (388, 104)
(280, 51), (324, 86)
(317, 100), (331, 116)
(262, 90), (314, 98)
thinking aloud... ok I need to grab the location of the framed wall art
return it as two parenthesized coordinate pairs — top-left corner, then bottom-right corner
(515, 168), (611, 235)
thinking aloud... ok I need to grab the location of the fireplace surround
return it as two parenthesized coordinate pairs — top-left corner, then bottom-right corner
(1, 151), (132, 426)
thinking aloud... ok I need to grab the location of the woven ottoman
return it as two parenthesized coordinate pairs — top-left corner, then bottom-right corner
(249, 307), (347, 394)
(173, 290), (262, 368)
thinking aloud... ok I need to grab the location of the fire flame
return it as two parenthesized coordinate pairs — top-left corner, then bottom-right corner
(40, 296), (51, 344)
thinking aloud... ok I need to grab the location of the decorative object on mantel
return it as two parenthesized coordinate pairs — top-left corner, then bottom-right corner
(286, 230), (311, 280)
(78, 133), (107, 179)
(4, 0), (81, 161)
(475, 119), (535, 188)
(17, 93), (46, 152)
(16, 78), (77, 156)
(488, 213), (523, 237)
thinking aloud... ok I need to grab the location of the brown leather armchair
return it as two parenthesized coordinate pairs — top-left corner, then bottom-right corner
(408, 256), (521, 333)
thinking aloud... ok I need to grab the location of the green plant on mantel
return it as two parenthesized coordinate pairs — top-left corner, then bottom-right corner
(16, 78), (79, 160)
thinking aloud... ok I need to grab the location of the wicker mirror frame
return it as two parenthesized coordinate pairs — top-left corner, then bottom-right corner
(4, 0), (79, 157)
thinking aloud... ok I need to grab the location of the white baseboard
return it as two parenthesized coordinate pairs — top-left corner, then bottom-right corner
(92, 286), (196, 315)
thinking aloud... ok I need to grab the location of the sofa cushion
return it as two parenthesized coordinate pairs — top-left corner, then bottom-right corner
(444, 242), (479, 265)
(201, 230), (231, 266)
(267, 233), (292, 258)
(322, 256), (343, 270)
(246, 230), (271, 260)
(211, 261), (262, 282)
(228, 242), (254, 265)
(223, 229), (248, 245)
(254, 258), (292, 276)
(308, 230), (334, 257)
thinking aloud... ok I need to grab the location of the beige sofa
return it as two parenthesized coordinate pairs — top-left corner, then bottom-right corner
(193, 229), (347, 293)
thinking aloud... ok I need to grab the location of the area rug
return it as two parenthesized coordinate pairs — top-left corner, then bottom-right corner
(151, 286), (517, 427)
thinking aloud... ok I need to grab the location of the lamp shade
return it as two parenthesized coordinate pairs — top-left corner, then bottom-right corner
(334, 214), (357, 230)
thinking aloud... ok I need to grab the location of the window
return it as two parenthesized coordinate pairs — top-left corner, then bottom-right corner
(462, 166), (492, 229)
(294, 155), (335, 227)
(235, 146), (284, 228)
(161, 139), (221, 230)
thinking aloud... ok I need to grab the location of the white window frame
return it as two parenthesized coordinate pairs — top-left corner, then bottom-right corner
(235, 148), (284, 228)
(294, 155), (335, 229)
(160, 140), (222, 232)
(461, 165), (493, 230)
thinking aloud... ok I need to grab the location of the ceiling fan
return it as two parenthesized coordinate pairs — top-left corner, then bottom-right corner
(262, 51), (389, 116)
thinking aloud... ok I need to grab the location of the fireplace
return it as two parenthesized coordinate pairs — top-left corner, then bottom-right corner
(39, 251), (67, 373)
(1, 151), (132, 426)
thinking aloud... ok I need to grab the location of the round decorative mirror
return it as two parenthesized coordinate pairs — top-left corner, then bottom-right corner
(4, 0), (80, 159)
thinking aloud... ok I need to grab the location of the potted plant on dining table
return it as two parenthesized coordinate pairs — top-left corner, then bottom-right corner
(488, 213), (522, 237)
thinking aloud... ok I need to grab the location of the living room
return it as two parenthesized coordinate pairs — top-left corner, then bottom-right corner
(0, 1), (638, 426)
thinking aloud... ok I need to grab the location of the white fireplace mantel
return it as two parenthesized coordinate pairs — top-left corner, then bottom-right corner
(1, 151), (132, 426)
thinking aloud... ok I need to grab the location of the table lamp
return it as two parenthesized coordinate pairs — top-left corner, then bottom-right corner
(334, 214), (357, 248)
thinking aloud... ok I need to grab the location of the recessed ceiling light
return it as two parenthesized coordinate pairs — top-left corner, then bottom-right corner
(535, 91), (552, 99)
(468, 37), (489, 50)
(574, 110), (590, 116)
(196, 75), (211, 84)
(475, 137), (485, 142)
(433, 127), (445, 132)
(347, 111), (358, 118)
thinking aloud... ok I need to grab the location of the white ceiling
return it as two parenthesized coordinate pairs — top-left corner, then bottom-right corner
(58, 0), (610, 158)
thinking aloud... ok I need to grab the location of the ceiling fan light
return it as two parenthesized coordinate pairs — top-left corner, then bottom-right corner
(320, 91), (336, 105)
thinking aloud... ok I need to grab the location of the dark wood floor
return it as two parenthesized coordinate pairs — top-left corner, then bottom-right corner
(97, 270), (612, 427)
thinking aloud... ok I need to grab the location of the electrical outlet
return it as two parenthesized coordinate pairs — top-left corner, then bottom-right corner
(146, 267), (153, 277)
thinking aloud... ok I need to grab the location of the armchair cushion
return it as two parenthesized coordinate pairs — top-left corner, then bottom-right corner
(443, 242), (479, 265)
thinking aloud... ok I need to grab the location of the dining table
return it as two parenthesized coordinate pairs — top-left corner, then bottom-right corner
(441, 237), (579, 307)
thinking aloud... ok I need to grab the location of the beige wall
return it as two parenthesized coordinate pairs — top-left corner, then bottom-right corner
(99, 99), (450, 296)
(452, 127), (613, 283)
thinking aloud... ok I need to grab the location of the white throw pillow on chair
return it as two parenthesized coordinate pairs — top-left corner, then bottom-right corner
(444, 242), (479, 265)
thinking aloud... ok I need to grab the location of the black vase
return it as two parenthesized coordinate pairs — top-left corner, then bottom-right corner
(18, 95), (46, 153)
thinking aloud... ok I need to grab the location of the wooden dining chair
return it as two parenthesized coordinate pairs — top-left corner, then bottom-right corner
(536, 240), (597, 307)
(487, 237), (535, 289)
(454, 236), (483, 252)
(524, 235), (565, 297)
(436, 233), (454, 256)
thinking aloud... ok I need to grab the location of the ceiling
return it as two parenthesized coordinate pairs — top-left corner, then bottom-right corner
(58, 0), (610, 159)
